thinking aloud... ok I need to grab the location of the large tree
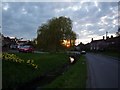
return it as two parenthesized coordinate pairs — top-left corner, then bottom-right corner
(36, 16), (76, 51)
(116, 27), (120, 37)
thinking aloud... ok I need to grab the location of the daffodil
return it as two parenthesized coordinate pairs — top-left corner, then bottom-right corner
(27, 60), (30, 64)
(32, 63), (35, 66)
(31, 60), (34, 64)
(34, 65), (38, 69)
(2, 53), (38, 69)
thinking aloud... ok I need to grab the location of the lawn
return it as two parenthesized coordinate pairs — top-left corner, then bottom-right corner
(2, 52), (69, 89)
(2, 52), (87, 89)
(43, 55), (87, 88)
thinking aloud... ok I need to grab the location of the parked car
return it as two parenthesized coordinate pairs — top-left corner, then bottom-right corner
(81, 50), (86, 54)
(18, 45), (34, 53)
(17, 44), (24, 49)
(10, 44), (18, 49)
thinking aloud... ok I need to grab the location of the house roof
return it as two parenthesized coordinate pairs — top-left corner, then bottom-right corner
(91, 39), (105, 43)
(91, 36), (120, 43)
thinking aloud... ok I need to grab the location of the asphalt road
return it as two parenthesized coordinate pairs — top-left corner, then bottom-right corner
(86, 53), (119, 88)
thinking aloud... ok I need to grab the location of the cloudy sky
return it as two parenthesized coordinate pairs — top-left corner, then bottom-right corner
(2, 1), (119, 44)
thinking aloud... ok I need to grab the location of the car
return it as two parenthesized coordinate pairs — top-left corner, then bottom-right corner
(17, 44), (24, 49)
(10, 44), (18, 49)
(18, 45), (34, 53)
(81, 50), (86, 54)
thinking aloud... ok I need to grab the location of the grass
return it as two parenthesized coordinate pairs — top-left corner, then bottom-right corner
(2, 52), (69, 89)
(43, 55), (87, 88)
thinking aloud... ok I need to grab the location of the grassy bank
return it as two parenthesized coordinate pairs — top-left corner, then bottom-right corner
(43, 55), (87, 88)
(2, 52), (69, 89)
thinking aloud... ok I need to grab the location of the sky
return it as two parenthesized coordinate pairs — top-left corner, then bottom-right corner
(1, 1), (119, 45)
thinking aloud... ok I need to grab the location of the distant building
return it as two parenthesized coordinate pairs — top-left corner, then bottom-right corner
(2, 35), (11, 47)
(75, 42), (86, 51)
(90, 36), (106, 51)
(90, 35), (120, 52)
(17, 40), (28, 45)
(105, 35), (120, 51)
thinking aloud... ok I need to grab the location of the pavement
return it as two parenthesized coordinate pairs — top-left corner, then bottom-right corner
(86, 53), (119, 88)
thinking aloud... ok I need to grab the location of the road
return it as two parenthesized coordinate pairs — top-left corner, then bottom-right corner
(86, 53), (119, 88)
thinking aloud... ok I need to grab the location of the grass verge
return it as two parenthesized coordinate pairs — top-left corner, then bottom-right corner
(43, 55), (87, 88)
(2, 52), (69, 89)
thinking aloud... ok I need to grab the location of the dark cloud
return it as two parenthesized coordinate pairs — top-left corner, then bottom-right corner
(2, 2), (118, 43)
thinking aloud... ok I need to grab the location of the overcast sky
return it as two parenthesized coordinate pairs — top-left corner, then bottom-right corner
(2, 1), (119, 44)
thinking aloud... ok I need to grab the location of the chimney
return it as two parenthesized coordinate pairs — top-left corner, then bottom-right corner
(91, 38), (93, 42)
(111, 35), (113, 38)
(106, 36), (109, 39)
(103, 36), (105, 40)
(106, 31), (108, 39)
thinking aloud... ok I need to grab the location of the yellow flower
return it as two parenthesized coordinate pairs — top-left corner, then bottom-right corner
(15, 60), (18, 62)
(32, 64), (35, 66)
(34, 65), (38, 69)
(3, 53), (38, 69)
(31, 60), (34, 63)
(27, 60), (30, 64)
(21, 60), (24, 63)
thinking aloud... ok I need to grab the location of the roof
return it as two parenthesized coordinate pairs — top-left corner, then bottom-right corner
(91, 39), (105, 43)
(91, 36), (120, 43)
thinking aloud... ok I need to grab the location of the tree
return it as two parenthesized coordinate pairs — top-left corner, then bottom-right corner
(36, 16), (76, 52)
(116, 27), (120, 37)
(36, 23), (49, 50)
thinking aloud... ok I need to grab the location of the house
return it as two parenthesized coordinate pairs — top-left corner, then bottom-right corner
(105, 36), (120, 51)
(76, 42), (86, 51)
(90, 36), (106, 51)
(84, 43), (90, 51)
(2, 35), (11, 47)
(16, 40), (33, 46)
(90, 35), (120, 52)
(2, 35), (21, 50)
